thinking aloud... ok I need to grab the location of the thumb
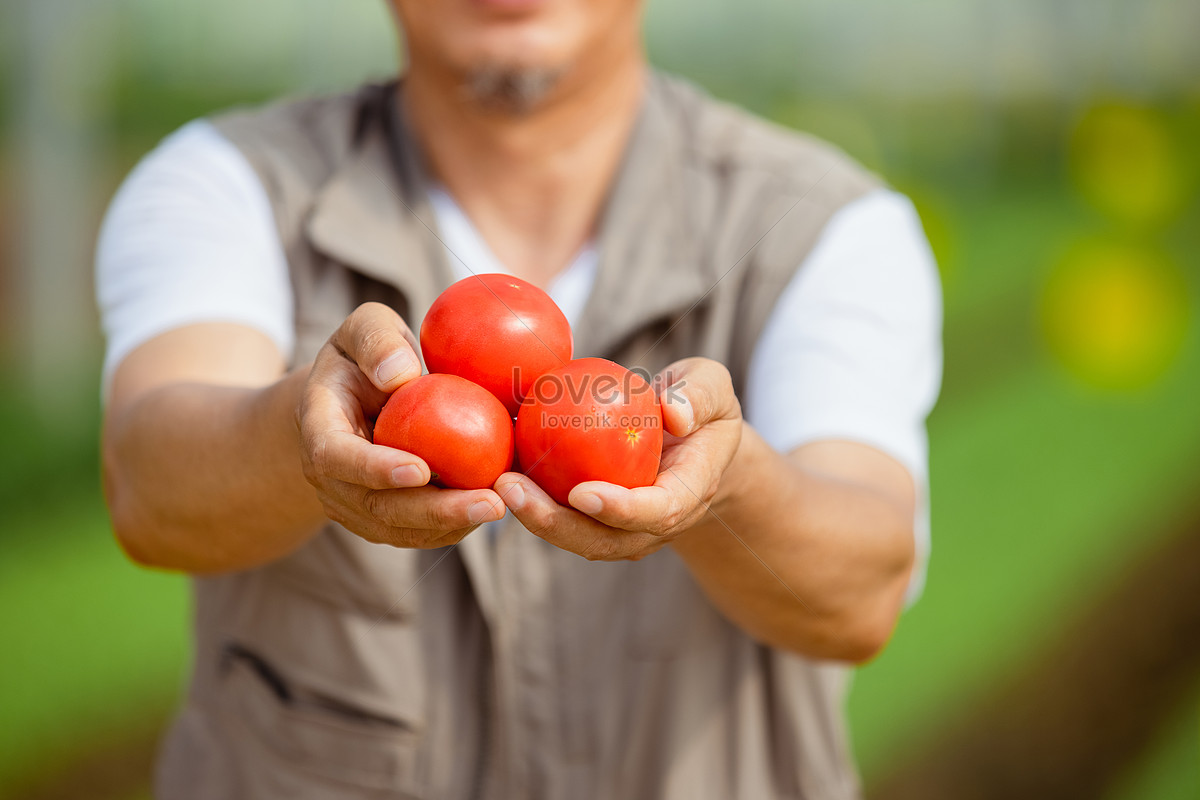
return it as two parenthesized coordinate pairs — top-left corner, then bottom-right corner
(656, 358), (739, 437)
(334, 302), (423, 392)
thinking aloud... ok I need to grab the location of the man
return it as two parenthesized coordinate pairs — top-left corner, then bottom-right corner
(98, 0), (941, 797)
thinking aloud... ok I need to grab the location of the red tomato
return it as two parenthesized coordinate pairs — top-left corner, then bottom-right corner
(515, 358), (663, 506)
(373, 374), (514, 490)
(420, 273), (573, 416)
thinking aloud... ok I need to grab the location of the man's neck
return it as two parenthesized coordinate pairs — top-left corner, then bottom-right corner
(401, 50), (646, 288)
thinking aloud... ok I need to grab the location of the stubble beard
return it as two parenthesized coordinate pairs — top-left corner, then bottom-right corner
(462, 63), (567, 116)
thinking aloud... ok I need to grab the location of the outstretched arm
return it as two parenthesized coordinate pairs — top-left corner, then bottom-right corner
(495, 358), (915, 663)
(671, 423), (916, 663)
(103, 304), (509, 574)
(103, 322), (322, 571)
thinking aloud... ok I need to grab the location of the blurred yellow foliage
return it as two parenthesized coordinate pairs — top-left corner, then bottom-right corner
(1068, 102), (1190, 229)
(1040, 238), (1190, 391)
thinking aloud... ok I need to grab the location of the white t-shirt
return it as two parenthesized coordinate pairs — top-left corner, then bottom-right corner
(96, 120), (942, 599)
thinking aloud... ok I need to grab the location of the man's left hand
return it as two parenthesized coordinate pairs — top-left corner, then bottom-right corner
(494, 357), (743, 561)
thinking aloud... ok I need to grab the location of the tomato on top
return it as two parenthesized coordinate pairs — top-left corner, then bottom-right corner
(420, 273), (573, 416)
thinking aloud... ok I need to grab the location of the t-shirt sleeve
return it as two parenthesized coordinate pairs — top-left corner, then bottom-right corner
(743, 188), (943, 602)
(95, 119), (295, 398)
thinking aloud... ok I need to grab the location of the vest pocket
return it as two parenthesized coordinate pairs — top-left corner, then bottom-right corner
(217, 643), (426, 797)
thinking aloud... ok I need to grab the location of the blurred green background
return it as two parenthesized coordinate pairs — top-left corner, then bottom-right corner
(1, 0), (1198, 797)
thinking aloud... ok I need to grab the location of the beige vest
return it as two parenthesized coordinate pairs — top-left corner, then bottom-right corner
(157, 73), (879, 800)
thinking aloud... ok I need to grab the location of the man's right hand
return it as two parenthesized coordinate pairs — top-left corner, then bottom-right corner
(298, 302), (509, 549)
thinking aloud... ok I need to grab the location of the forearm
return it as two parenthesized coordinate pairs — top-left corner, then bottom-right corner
(671, 424), (915, 662)
(103, 367), (326, 573)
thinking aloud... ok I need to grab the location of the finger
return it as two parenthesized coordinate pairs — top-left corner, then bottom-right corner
(310, 429), (431, 490)
(371, 523), (477, 550)
(567, 480), (683, 535)
(300, 374), (431, 488)
(360, 484), (507, 530)
(656, 358), (739, 437)
(494, 473), (583, 545)
(655, 426), (731, 505)
(427, 524), (479, 548)
(332, 302), (422, 393)
(495, 474), (657, 560)
(302, 369), (375, 442)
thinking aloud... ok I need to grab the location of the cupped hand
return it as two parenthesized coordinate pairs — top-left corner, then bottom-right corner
(495, 357), (742, 560)
(297, 302), (507, 548)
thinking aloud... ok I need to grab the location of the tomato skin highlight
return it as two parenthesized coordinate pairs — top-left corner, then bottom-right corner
(515, 358), (663, 506)
(420, 273), (573, 416)
(373, 374), (515, 491)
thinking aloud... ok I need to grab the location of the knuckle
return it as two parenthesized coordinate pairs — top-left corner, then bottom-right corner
(330, 317), (356, 351)
(532, 510), (560, 541)
(309, 434), (331, 477)
(615, 512), (643, 534)
(639, 509), (665, 535)
(359, 326), (395, 360)
(313, 339), (340, 366)
(519, 501), (554, 537)
(425, 501), (460, 532)
(336, 304), (382, 350)
(352, 447), (373, 485)
(362, 489), (390, 522)
(390, 527), (428, 549)
(524, 514), (553, 540)
(296, 392), (316, 430)
(294, 391), (312, 430)
(366, 526), (402, 548)
(349, 301), (384, 325)
(661, 497), (688, 532)
(580, 538), (613, 562)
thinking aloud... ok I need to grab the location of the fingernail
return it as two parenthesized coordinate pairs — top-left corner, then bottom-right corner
(500, 481), (525, 510)
(670, 396), (694, 433)
(376, 350), (418, 386)
(468, 500), (497, 526)
(573, 492), (603, 515)
(391, 464), (424, 487)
